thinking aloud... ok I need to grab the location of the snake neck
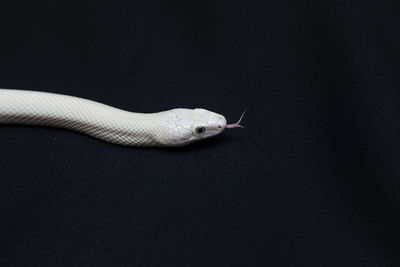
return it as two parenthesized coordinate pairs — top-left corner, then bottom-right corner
(0, 89), (173, 146)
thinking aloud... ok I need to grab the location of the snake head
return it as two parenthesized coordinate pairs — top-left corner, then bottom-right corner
(168, 108), (226, 146)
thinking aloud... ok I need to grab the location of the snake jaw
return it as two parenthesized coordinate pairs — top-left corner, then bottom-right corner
(167, 108), (226, 146)
(226, 110), (246, 129)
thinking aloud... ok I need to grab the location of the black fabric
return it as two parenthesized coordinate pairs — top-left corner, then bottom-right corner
(1, 1), (400, 266)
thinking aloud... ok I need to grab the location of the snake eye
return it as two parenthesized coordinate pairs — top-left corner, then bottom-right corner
(196, 126), (206, 134)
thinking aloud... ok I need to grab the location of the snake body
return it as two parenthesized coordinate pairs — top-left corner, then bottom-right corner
(0, 89), (227, 146)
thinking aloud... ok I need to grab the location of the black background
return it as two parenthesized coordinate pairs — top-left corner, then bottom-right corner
(1, 1), (400, 266)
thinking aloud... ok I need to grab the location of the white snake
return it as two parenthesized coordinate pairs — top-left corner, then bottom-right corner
(0, 89), (244, 146)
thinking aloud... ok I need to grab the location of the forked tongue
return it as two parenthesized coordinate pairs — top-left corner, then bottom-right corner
(226, 110), (246, 129)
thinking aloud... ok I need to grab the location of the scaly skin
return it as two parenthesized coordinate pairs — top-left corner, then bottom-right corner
(0, 89), (227, 146)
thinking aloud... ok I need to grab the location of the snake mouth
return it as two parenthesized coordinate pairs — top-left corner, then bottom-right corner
(226, 110), (246, 129)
